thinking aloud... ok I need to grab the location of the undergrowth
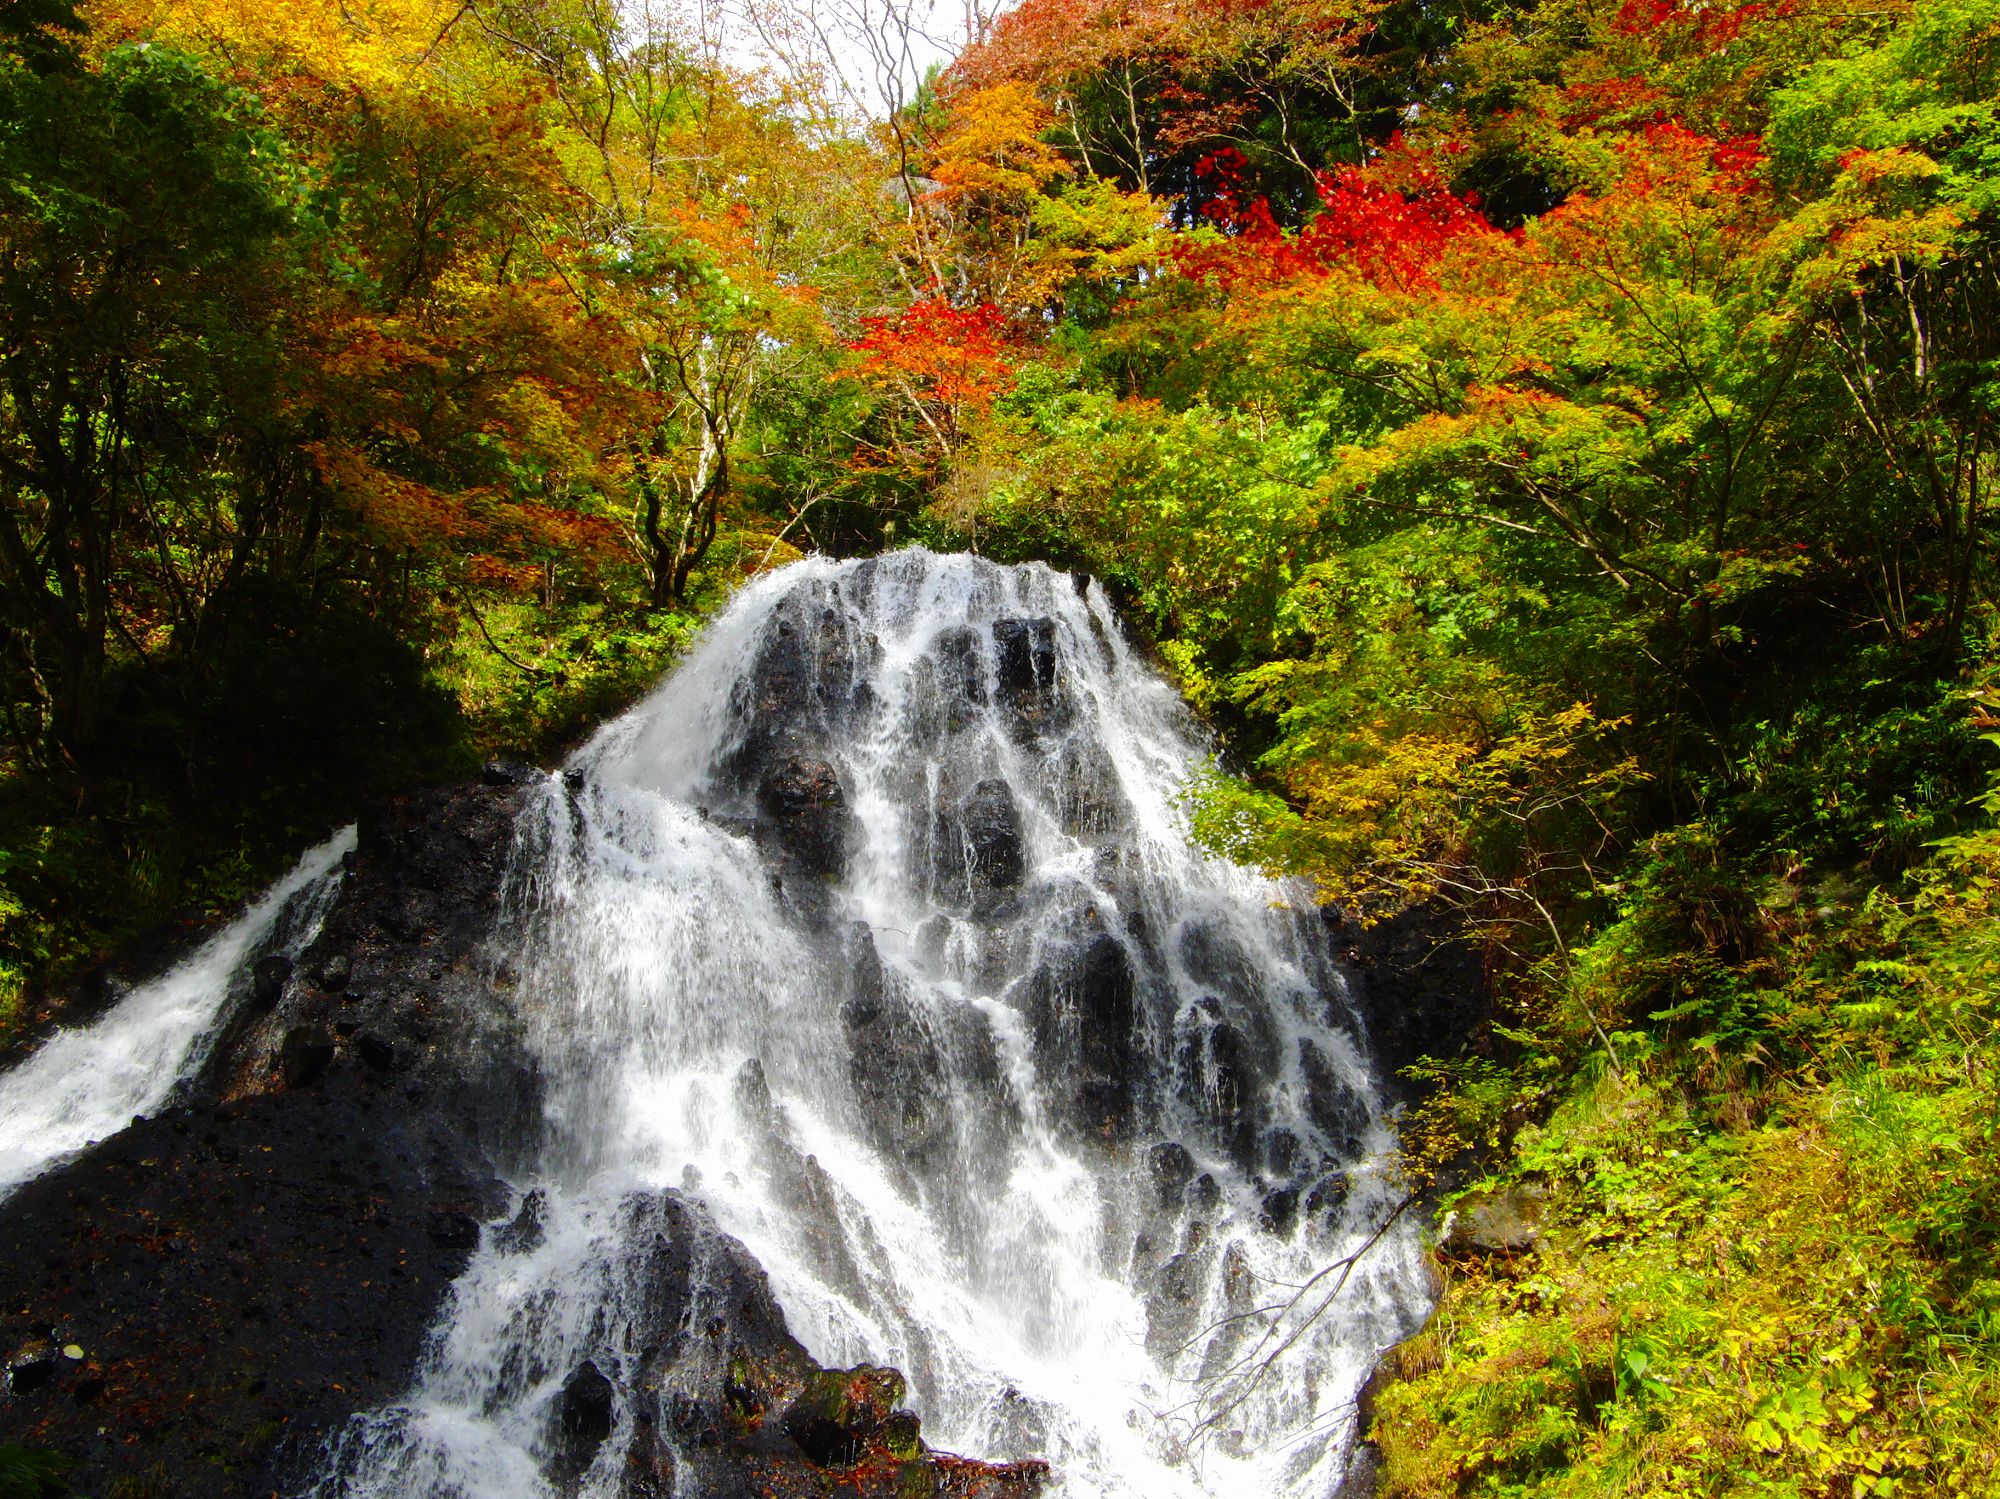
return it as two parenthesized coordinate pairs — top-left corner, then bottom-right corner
(1373, 720), (2000, 1495)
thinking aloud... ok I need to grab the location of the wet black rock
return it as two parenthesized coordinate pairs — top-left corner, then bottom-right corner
(1260, 1187), (1299, 1235)
(252, 955), (293, 1009)
(1325, 901), (1491, 1097)
(962, 779), (1025, 893)
(1147, 1141), (1195, 1206)
(841, 923), (885, 1029)
(1303, 1171), (1352, 1228)
(1145, 1248), (1213, 1359)
(848, 1029), (954, 1167)
(495, 1187), (547, 1254)
(928, 624), (989, 733)
(1175, 999), (1260, 1166)
(481, 759), (541, 787)
(622, 1418), (677, 1499)
(1262, 1127), (1303, 1179)
(757, 756), (853, 878)
(1054, 738), (1127, 839)
(1301, 1038), (1369, 1158)
(556, 1360), (616, 1474)
(1185, 1172), (1222, 1216)
(992, 617), (1067, 741)
(1025, 925), (1138, 1140)
(315, 951), (353, 992)
(6, 1338), (57, 1395)
(1178, 922), (1256, 1010)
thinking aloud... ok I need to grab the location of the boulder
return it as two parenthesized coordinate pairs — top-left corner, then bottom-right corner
(1025, 927), (1137, 1140)
(278, 1025), (335, 1089)
(555, 1360), (616, 1475)
(252, 954), (293, 1010)
(992, 617), (1067, 741)
(962, 779), (1025, 894)
(782, 1364), (907, 1468)
(1440, 1182), (1546, 1256)
(757, 756), (852, 878)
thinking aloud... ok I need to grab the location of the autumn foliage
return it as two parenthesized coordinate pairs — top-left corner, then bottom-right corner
(852, 301), (1015, 410)
(1179, 138), (1497, 289)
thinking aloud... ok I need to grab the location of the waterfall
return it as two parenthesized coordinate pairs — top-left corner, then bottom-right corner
(0, 826), (356, 1201)
(316, 551), (1427, 1499)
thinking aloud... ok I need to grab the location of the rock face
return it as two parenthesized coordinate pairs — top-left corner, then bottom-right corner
(0, 774), (1045, 1499)
(759, 756), (854, 878)
(1325, 901), (1492, 1098)
(0, 778), (525, 1498)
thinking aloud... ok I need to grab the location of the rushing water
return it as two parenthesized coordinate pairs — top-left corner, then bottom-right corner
(317, 552), (1428, 1499)
(0, 827), (355, 1201)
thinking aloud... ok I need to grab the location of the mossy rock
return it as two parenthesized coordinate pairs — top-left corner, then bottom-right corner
(781, 1364), (908, 1468)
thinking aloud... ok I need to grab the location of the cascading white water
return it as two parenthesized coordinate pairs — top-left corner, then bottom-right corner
(317, 551), (1429, 1499)
(0, 826), (356, 1200)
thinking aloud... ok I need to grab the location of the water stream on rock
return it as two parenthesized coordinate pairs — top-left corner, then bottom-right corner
(0, 827), (356, 1201)
(315, 552), (1428, 1499)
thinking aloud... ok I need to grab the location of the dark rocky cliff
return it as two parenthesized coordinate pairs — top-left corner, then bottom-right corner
(0, 772), (1043, 1499)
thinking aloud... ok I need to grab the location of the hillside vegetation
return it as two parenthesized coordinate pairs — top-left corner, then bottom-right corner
(3, 0), (1998, 1490)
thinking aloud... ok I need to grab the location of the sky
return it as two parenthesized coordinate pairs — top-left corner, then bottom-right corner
(716, 0), (974, 116)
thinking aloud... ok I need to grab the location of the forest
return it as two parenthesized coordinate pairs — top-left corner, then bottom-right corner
(2, 0), (1998, 1490)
